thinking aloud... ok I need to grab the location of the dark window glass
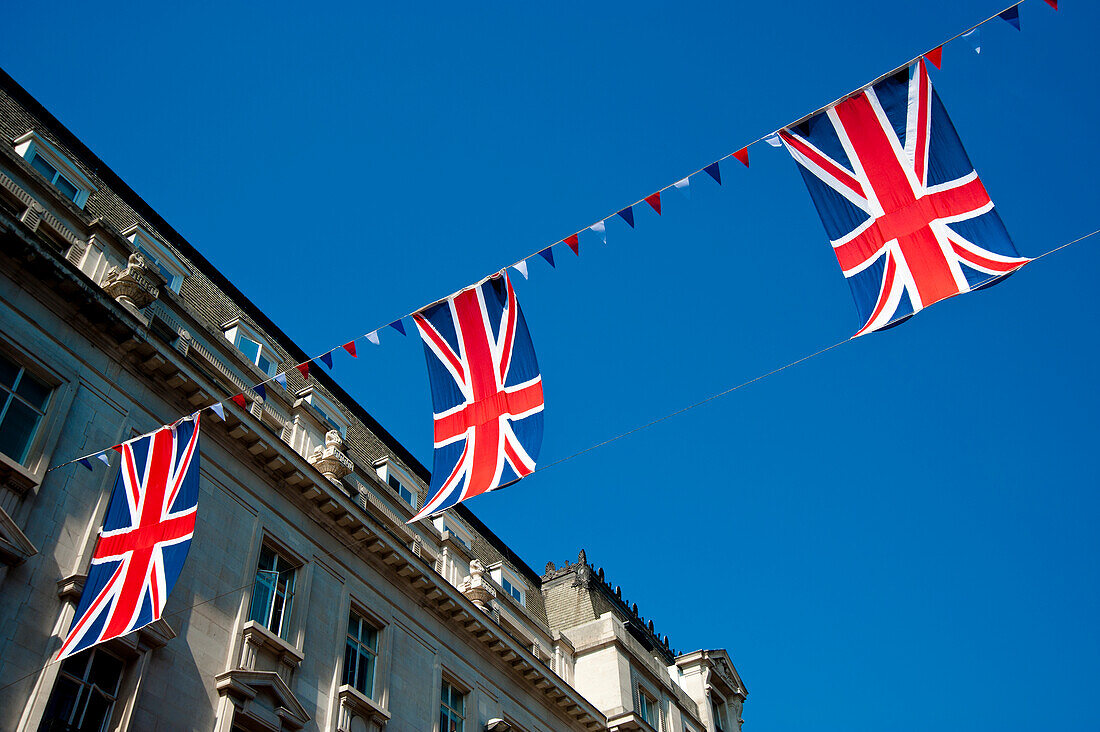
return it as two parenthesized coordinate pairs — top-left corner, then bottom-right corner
(37, 648), (124, 732)
(247, 545), (296, 638)
(342, 611), (378, 697)
(440, 680), (465, 732)
(0, 354), (51, 465)
(30, 153), (57, 179)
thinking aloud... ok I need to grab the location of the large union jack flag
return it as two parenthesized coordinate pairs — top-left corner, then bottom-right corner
(781, 60), (1029, 336)
(411, 271), (544, 522)
(57, 415), (201, 660)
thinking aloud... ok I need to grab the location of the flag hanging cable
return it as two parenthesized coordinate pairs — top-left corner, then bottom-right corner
(48, 0), (1051, 472)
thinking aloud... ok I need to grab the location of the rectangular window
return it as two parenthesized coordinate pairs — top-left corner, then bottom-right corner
(639, 688), (657, 727)
(440, 680), (465, 732)
(342, 611), (378, 699)
(30, 152), (80, 202)
(501, 577), (524, 605)
(387, 474), (415, 507)
(0, 353), (52, 465)
(248, 545), (296, 638)
(37, 648), (124, 732)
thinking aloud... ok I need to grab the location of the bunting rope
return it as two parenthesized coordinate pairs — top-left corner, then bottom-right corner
(47, 0), (1058, 473)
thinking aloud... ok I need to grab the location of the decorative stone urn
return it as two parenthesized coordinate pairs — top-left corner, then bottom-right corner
(308, 430), (353, 484)
(102, 251), (160, 309)
(458, 559), (497, 613)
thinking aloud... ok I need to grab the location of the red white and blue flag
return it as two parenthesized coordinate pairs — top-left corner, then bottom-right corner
(781, 60), (1029, 336)
(411, 271), (544, 522)
(57, 414), (201, 660)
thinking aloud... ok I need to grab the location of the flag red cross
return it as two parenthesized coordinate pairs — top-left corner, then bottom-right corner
(781, 62), (1027, 335)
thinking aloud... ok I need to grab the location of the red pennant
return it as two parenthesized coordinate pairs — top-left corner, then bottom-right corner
(644, 192), (662, 215)
(564, 234), (579, 256)
(343, 341), (357, 358)
(231, 394), (247, 409)
(924, 46), (942, 69)
(296, 362), (310, 380)
(111, 444), (123, 454)
(1044, 0), (1057, 8)
(733, 147), (749, 168)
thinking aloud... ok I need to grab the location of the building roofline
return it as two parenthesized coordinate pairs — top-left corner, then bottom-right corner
(0, 65), (432, 486)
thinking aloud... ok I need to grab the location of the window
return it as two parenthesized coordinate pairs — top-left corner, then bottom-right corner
(711, 699), (727, 732)
(638, 687), (658, 728)
(501, 576), (524, 606)
(301, 388), (349, 438)
(439, 679), (466, 732)
(0, 353), (52, 465)
(223, 320), (279, 377)
(343, 610), (379, 699)
(387, 474), (415, 507)
(37, 648), (124, 732)
(123, 225), (189, 293)
(14, 131), (96, 208)
(248, 545), (296, 638)
(433, 516), (472, 550)
(490, 565), (526, 607)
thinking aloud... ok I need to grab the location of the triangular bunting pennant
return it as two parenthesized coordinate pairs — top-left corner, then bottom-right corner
(703, 162), (722, 184)
(366, 330), (380, 345)
(673, 177), (691, 197)
(764, 134), (783, 148)
(389, 319), (406, 336)
(733, 147), (749, 167)
(512, 260), (529, 279)
(319, 351), (334, 370)
(564, 234), (579, 256)
(924, 46), (943, 69)
(231, 394), (247, 409)
(343, 341), (357, 358)
(210, 402), (225, 420)
(962, 28), (981, 54)
(644, 192), (661, 215)
(96, 452), (110, 466)
(112, 444), (123, 454)
(999, 6), (1020, 30)
(274, 372), (287, 390)
(538, 246), (556, 268)
(590, 220), (607, 243)
(617, 206), (635, 228)
(79, 458), (92, 470)
(296, 362), (311, 379)
(254, 383), (266, 402)
(1044, 0), (1057, 9)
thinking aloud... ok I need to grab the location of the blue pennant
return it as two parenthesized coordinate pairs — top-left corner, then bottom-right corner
(617, 206), (635, 228)
(319, 352), (334, 369)
(703, 162), (722, 185)
(538, 247), (555, 268)
(254, 383), (266, 401)
(79, 458), (93, 471)
(389, 319), (407, 336)
(999, 6), (1020, 29)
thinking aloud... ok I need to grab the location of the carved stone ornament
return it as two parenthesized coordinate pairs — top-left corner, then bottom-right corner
(458, 558), (497, 613)
(308, 430), (353, 484)
(102, 251), (160, 309)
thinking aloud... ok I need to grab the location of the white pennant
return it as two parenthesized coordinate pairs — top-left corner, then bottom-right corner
(512, 260), (529, 279)
(209, 402), (225, 420)
(764, 133), (783, 148)
(96, 452), (110, 466)
(589, 220), (607, 244)
(673, 177), (691, 198)
(962, 28), (981, 54)
(366, 330), (380, 345)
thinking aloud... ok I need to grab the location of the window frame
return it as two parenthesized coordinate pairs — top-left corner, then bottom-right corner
(36, 646), (125, 732)
(489, 563), (527, 607)
(342, 607), (380, 700)
(638, 685), (659, 729)
(0, 352), (53, 466)
(0, 343), (74, 487)
(433, 516), (474, 551)
(13, 131), (96, 208)
(439, 677), (467, 732)
(374, 458), (422, 513)
(122, 224), (190, 293)
(299, 386), (350, 438)
(247, 543), (299, 640)
(223, 319), (281, 378)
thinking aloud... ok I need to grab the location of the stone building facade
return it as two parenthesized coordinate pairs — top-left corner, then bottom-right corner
(0, 66), (747, 732)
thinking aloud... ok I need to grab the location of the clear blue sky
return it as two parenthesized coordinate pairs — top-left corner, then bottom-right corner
(6, 1), (1098, 729)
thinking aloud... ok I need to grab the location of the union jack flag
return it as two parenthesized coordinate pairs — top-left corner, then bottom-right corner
(57, 415), (201, 660)
(781, 60), (1029, 336)
(411, 271), (544, 522)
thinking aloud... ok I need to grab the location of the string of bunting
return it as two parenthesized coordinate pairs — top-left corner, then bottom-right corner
(50, 0), (1060, 473)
